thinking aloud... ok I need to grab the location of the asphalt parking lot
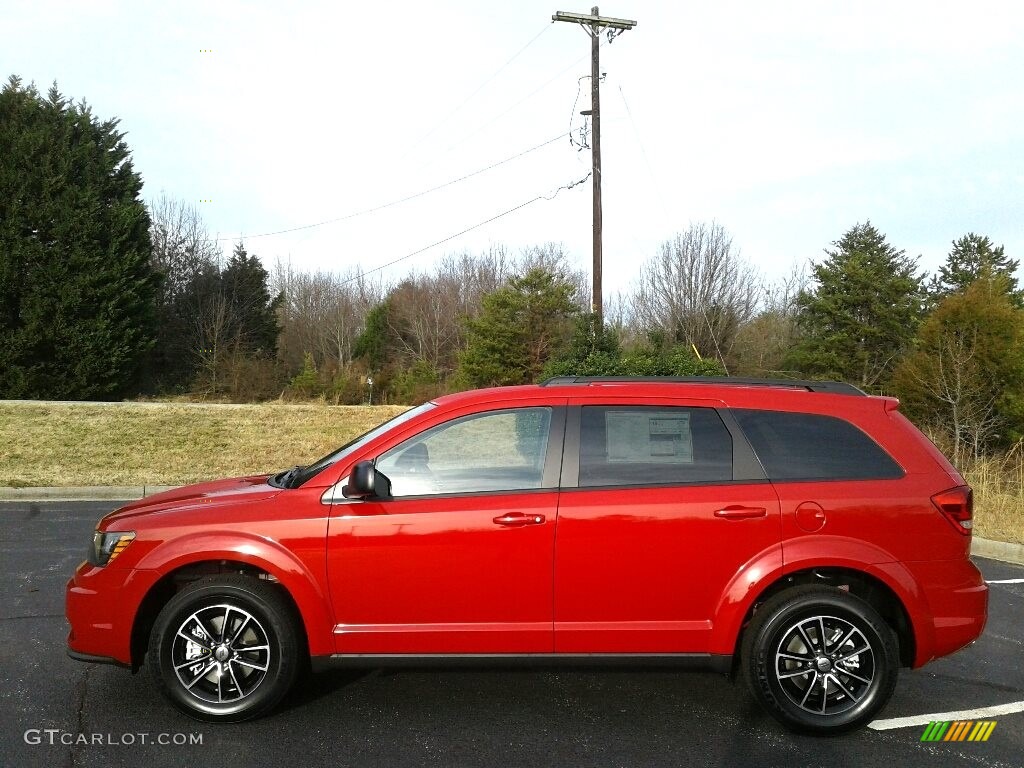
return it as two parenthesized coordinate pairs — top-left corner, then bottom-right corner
(1, 501), (1021, 768)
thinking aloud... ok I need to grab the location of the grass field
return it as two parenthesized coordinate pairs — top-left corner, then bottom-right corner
(0, 401), (407, 487)
(964, 456), (1024, 545)
(0, 400), (1019, 544)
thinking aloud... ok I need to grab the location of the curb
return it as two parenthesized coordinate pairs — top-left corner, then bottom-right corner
(0, 485), (177, 502)
(972, 537), (1024, 567)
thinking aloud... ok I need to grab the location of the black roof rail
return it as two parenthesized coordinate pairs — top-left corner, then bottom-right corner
(538, 376), (867, 396)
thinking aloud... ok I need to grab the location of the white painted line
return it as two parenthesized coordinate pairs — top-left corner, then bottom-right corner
(986, 578), (1024, 584)
(869, 700), (1024, 730)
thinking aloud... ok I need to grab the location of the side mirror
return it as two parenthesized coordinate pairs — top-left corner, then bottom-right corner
(343, 460), (390, 499)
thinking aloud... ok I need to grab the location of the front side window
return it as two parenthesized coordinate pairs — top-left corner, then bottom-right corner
(293, 401), (436, 487)
(376, 407), (552, 497)
(733, 409), (904, 481)
(579, 406), (733, 487)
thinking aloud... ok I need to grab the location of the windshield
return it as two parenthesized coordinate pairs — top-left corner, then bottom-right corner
(291, 402), (436, 487)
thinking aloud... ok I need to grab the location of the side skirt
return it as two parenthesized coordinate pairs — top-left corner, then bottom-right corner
(310, 653), (732, 674)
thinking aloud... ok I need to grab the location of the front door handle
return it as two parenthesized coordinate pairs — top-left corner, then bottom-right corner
(493, 512), (545, 527)
(714, 506), (767, 520)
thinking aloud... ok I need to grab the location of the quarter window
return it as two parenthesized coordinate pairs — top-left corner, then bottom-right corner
(376, 408), (552, 497)
(733, 409), (903, 481)
(579, 406), (733, 487)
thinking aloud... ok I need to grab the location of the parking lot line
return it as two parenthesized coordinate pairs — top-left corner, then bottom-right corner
(869, 700), (1024, 730)
(986, 578), (1024, 584)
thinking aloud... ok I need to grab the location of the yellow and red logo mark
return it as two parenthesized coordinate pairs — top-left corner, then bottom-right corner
(920, 720), (997, 742)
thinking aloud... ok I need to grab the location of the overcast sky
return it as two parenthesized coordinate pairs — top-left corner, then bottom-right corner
(5, 0), (1023, 296)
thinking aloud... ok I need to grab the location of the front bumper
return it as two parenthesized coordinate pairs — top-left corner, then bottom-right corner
(65, 561), (157, 667)
(66, 648), (130, 668)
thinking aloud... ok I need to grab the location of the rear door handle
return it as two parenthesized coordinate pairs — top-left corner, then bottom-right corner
(493, 512), (545, 527)
(714, 506), (767, 520)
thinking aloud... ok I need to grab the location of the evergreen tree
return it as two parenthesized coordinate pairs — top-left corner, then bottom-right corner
(353, 300), (397, 376)
(542, 315), (724, 378)
(786, 222), (923, 389)
(542, 314), (623, 377)
(222, 243), (281, 357)
(894, 276), (1024, 456)
(0, 76), (158, 399)
(928, 233), (1020, 306)
(459, 268), (578, 387)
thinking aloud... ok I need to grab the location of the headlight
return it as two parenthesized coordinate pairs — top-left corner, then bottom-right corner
(89, 531), (135, 566)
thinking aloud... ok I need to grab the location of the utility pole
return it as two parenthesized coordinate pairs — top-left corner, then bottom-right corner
(552, 7), (636, 326)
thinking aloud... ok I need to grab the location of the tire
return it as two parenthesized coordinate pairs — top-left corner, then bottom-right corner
(741, 585), (899, 734)
(147, 575), (301, 722)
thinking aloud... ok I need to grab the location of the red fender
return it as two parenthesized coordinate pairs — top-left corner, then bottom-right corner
(134, 530), (335, 656)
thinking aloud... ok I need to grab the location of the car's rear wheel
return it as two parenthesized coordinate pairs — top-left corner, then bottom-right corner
(148, 575), (301, 722)
(742, 585), (899, 734)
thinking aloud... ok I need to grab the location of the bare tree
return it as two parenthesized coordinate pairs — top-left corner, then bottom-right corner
(273, 261), (383, 373)
(732, 263), (808, 375)
(904, 328), (1001, 464)
(191, 282), (231, 395)
(437, 245), (513, 318)
(146, 194), (223, 388)
(629, 223), (760, 368)
(517, 242), (589, 310)
(149, 193), (221, 301)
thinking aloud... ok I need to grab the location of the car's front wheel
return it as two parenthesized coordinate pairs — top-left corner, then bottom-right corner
(148, 575), (301, 722)
(742, 585), (899, 734)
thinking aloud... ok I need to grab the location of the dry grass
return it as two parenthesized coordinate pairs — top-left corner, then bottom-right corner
(0, 401), (407, 487)
(964, 451), (1024, 545)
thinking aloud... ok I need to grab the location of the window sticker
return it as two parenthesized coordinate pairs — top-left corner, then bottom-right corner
(605, 410), (694, 464)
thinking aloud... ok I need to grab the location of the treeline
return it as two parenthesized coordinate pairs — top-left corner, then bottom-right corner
(2, 76), (1022, 467)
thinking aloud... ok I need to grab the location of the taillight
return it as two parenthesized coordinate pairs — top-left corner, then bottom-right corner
(932, 486), (973, 535)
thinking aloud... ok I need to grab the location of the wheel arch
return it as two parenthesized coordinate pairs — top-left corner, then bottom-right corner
(130, 535), (334, 668)
(729, 566), (917, 670)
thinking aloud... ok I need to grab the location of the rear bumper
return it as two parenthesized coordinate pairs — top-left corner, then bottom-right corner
(882, 557), (988, 667)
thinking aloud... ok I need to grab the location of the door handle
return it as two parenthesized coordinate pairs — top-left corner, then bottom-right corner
(714, 506), (767, 520)
(493, 512), (545, 527)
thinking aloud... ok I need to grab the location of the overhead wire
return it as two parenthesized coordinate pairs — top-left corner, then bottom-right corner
(616, 80), (730, 373)
(339, 172), (592, 285)
(395, 23), (553, 164)
(219, 132), (567, 241)
(568, 75), (590, 151)
(617, 83), (671, 224)
(429, 35), (609, 166)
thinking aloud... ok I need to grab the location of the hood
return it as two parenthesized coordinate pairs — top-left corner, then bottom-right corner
(101, 475), (281, 526)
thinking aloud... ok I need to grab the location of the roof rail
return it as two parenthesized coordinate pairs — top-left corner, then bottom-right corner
(538, 376), (867, 396)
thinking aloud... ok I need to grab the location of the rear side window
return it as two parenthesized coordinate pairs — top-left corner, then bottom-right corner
(579, 406), (733, 487)
(733, 409), (903, 481)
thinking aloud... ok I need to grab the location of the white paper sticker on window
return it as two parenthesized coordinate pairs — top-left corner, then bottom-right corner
(605, 410), (694, 464)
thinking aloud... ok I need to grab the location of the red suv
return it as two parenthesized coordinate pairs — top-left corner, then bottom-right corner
(66, 377), (988, 732)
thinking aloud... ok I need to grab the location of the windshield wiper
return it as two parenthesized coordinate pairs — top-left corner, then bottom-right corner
(270, 465), (303, 489)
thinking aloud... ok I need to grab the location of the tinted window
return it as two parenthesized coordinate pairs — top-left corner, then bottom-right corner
(579, 406), (733, 487)
(376, 408), (552, 496)
(733, 409), (903, 481)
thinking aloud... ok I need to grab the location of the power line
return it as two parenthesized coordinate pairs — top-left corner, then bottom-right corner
(397, 23), (553, 164)
(219, 132), (567, 241)
(339, 173), (592, 285)
(429, 37), (608, 166)
(617, 82), (671, 224)
(569, 75), (590, 151)
(617, 81), (729, 373)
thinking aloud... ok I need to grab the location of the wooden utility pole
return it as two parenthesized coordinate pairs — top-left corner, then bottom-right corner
(552, 7), (636, 325)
